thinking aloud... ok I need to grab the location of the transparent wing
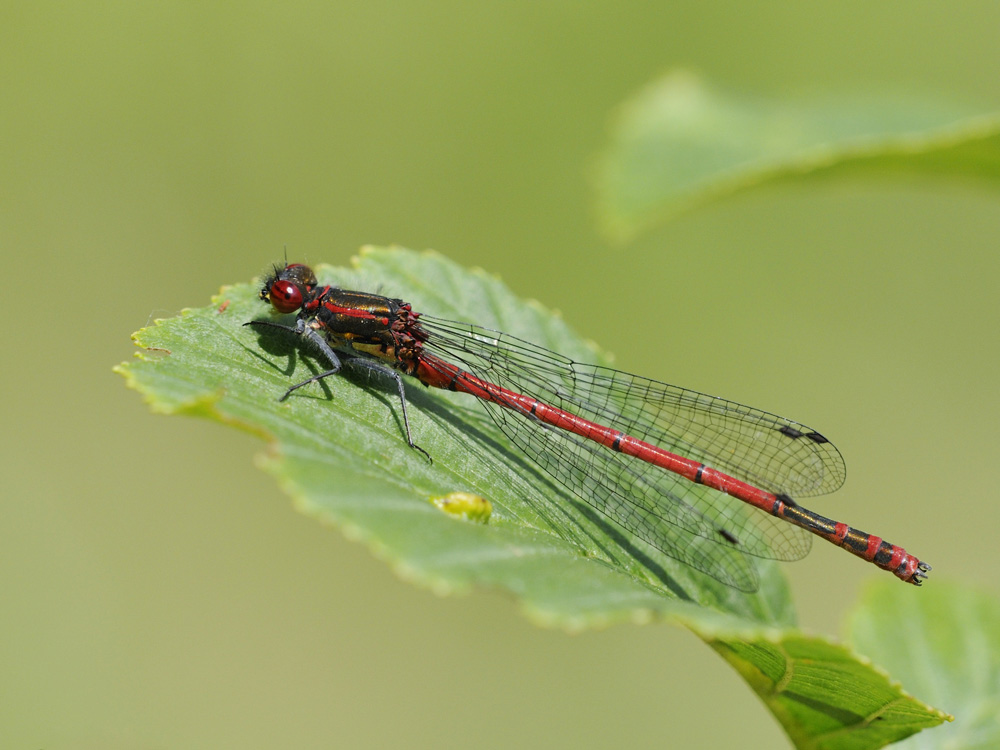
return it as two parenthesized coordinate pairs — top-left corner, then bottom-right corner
(418, 317), (847, 590)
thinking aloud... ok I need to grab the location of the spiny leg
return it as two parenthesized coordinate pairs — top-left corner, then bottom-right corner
(338, 356), (432, 463)
(244, 319), (431, 462)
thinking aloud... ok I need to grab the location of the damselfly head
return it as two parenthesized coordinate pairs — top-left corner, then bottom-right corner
(260, 262), (317, 314)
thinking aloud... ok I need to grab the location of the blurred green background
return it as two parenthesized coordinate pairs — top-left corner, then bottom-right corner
(3, 3), (998, 748)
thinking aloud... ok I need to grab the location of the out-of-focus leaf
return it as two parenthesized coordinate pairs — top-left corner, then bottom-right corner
(595, 71), (999, 241)
(847, 580), (996, 749)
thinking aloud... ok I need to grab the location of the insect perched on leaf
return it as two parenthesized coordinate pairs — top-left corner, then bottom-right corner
(245, 261), (930, 592)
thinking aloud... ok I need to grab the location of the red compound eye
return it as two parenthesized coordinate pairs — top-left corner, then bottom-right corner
(269, 279), (303, 313)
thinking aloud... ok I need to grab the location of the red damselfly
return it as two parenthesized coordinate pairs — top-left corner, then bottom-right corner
(245, 262), (930, 592)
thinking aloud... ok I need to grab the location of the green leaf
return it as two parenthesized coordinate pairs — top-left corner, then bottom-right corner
(117, 245), (790, 624)
(704, 629), (950, 750)
(117, 246), (949, 748)
(846, 580), (998, 749)
(594, 71), (1000, 241)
